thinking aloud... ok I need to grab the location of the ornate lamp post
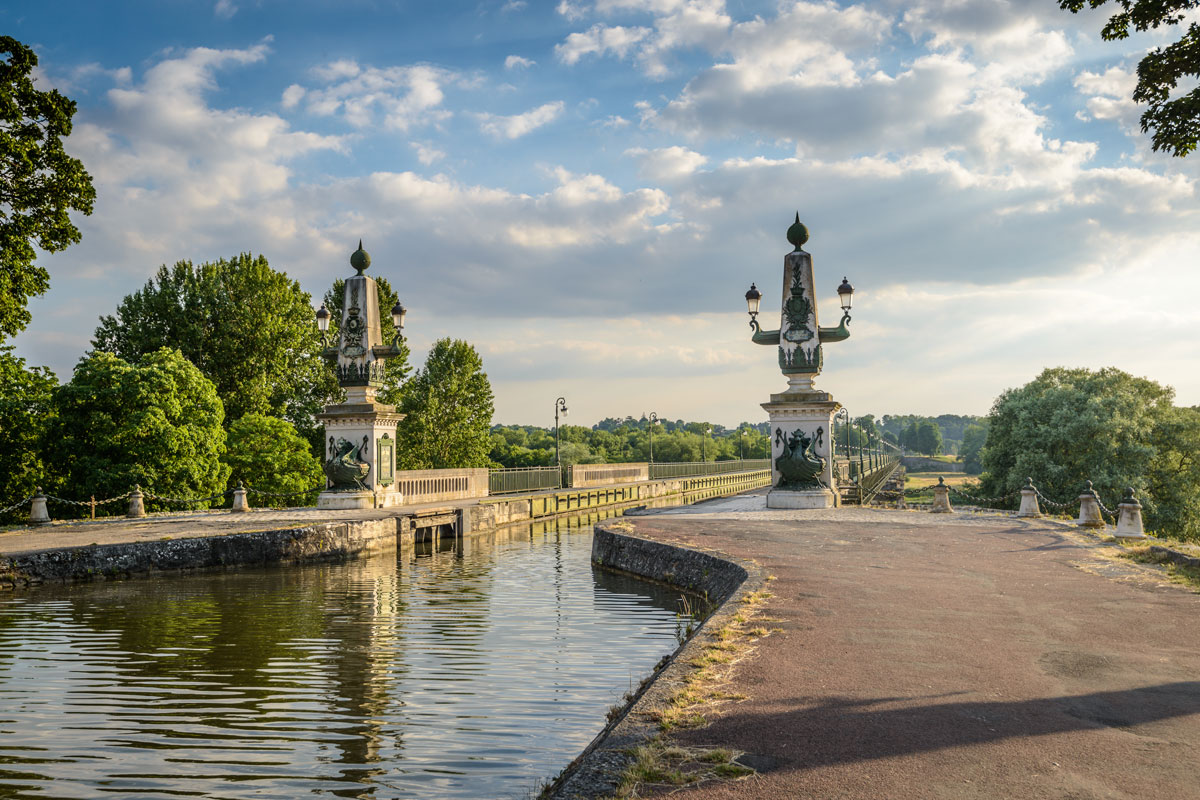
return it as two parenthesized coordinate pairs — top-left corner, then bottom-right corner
(701, 423), (711, 462)
(648, 412), (658, 464)
(739, 429), (747, 460)
(744, 214), (857, 509)
(554, 396), (568, 467)
(313, 241), (408, 510)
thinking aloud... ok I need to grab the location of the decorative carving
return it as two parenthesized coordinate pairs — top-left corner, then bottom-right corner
(774, 428), (827, 491)
(341, 284), (367, 358)
(324, 436), (371, 491)
(336, 359), (387, 387)
(782, 277), (814, 344)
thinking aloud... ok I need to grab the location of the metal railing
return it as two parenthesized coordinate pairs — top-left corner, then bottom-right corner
(649, 459), (771, 480)
(488, 466), (563, 495)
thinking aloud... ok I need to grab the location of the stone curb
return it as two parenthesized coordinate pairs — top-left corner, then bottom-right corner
(546, 523), (767, 799)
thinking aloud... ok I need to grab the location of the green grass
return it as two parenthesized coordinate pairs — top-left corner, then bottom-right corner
(1117, 544), (1200, 592)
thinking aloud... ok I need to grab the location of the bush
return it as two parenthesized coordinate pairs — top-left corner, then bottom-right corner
(223, 414), (324, 507)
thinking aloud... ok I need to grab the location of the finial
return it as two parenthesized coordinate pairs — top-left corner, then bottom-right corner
(786, 212), (809, 251)
(350, 240), (371, 275)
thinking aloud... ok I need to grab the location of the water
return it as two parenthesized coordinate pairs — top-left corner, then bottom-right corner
(0, 520), (692, 799)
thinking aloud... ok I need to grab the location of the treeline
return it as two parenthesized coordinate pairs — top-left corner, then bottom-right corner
(0, 255), (495, 519)
(490, 418), (771, 467)
(975, 367), (1200, 540)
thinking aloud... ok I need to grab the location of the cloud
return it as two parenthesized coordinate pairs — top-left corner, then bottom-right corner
(505, 55), (535, 70)
(410, 141), (445, 165)
(475, 101), (564, 139)
(214, 0), (236, 19)
(1074, 65), (1139, 129)
(501, 0), (528, 10)
(289, 60), (456, 130)
(556, 24), (652, 65)
(626, 145), (708, 181)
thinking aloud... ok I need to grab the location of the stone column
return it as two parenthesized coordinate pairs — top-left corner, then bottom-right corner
(28, 489), (49, 525)
(1114, 488), (1147, 540)
(1075, 481), (1105, 528)
(231, 484), (250, 513)
(1016, 478), (1042, 518)
(762, 390), (840, 509)
(930, 477), (953, 513)
(127, 486), (146, 518)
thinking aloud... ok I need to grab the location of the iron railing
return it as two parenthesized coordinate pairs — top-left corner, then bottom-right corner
(649, 459), (771, 480)
(488, 466), (563, 494)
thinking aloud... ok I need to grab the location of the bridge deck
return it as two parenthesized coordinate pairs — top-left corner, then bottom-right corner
(622, 494), (1200, 799)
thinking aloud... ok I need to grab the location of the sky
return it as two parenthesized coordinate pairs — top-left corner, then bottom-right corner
(5, 0), (1199, 429)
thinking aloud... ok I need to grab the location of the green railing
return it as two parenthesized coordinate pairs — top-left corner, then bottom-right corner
(649, 459), (771, 480)
(488, 466), (562, 495)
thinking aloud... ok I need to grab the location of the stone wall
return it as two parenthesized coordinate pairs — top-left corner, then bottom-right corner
(395, 468), (489, 503)
(569, 463), (651, 488)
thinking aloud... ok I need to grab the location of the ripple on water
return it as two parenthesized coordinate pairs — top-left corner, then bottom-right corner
(0, 523), (689, 799)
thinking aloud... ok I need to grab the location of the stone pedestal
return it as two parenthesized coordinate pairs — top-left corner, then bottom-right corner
(1114, 489), (1146, 540)
(1016, 485), (1042, 518)
(762, 387), (840, 510)
(316, 402), (406, 510)
(1076, 485), (1105, 529)
(29, 491), (49, 525)
(930, 480), (953, 513)
(231, 486), (250, 513)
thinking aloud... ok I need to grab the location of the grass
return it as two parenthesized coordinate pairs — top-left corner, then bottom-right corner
(905, 472), (974, 490)
(1115, 543), (1200, 592)
(610, 741), (754, 799)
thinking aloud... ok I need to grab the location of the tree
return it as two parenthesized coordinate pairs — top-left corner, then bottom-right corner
(0, 347), (55, 520)
(915, 421), (943, 456)
(223, 414), (324, 507)
(1145, 405), (1200, 540)
(981, 367), (1174, 524)
(47, 348), (229, 511)
(1060, 0), (1200, 157)
(322, 275), (410, 406)
(93, 254), (336, 441)
(0, 37), (96, 339)
(960, 423), (988, 475)
(396, 338), (494, 469)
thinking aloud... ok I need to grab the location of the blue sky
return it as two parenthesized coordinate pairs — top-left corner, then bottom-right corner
(6, 0), (1199, 427)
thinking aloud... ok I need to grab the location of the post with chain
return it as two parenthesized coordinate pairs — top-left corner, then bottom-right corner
(1016, 477), (1042, 518)
(29, 488), (50, 525)
(1075, 481), (1105, 528)
(930, 476), (953, 513)
(231, 482), (251, 513)
(127, 485), (146, 519)
(1114, 488), (1147, 540)
(89, 495), (96, 520)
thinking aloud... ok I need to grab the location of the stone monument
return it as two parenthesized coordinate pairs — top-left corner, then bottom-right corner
(746, 216), (854, 509)
(315, 242), (407, 510)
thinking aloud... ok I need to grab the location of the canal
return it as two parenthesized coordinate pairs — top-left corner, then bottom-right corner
(0, 511), (694, 799)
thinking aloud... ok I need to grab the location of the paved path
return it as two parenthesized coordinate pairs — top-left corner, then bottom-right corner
(626, 495), (1200, 799)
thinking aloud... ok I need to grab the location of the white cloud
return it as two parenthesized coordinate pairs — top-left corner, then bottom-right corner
(280, 83), (305, 109)
(557, 0), (590, 20)
(410, 141), (445, 165)
(214, 0), (236, 19)
(626, 145), (708, 180)
(290, 61), (455, 130)
(502, 0), (528, 10)
(556, 24), (652, 65)
(505, 55), (535, 70)
(476, 101), (565, 139)
(1075, 65), (1139, 128)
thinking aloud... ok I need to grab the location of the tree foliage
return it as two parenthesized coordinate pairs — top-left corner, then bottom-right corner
(0, 36), (96, 339)
(960, 423), (988, 475)
(979, 367), (1194, 534)
(397, 338), (494, 469)
(323, 276), (410, 406)
(223, 414), (323, 507)
(0, 346), (55, 520)
(47, 348), (229, 511)
(1060, 0), (1200, 156)
(93, 254), (335, 439)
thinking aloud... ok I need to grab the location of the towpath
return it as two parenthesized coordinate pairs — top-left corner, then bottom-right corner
(623, 494), (1200, 799)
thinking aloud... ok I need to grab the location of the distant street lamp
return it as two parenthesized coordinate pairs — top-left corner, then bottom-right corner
(835, 407), (850, 468)
(744, 283), (762, 328)
(554, 396), (568, 467)
(701, 423), (711, 462)
(390, 300), (406, 347)
(648, 412), (658, 463)
(315, 304), (331, 347)
(740, 429), (747, 460)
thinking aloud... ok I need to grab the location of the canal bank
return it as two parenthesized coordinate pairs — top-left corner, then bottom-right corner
(0, 469), (770, 588)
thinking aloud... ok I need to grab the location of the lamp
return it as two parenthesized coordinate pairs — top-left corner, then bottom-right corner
(390, 300), (406, 348)
(838, 277), (854, 313)
(316, 304), (330, 347)
(745, 283), (762, 330)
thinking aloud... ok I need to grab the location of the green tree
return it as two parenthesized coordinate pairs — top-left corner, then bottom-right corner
(47, 348), (229, 511)
(981, 367), (1173, 522)
(397, 338), (494, 469)
(323, 276), (410, 406)
(93, 254), (336, 440)
(1145, 405), (1200, 540)
(960, 423), (988, 475)
(1060, 0), (1200, 156)
(0, 37), (96, 339)
(222, 413), (324, 507)
(0, 347), (55, 520)
(916, 421), (943, 456)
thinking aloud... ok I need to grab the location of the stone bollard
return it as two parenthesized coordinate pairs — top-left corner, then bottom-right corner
(231, 483), (250, 513)
(1075, 481), (1105, 528)
(1016, 477), (1042, 518)
(930, 477), (953, 513)
(29, 488), (50, 525)
(127, 485), (146, 518)
(896, 490), (907, 510)
(1114, 487), (1147, 540)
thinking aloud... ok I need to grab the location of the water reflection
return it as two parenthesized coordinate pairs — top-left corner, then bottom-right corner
(0, 514), (690, 799)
